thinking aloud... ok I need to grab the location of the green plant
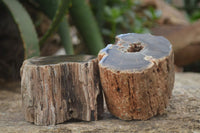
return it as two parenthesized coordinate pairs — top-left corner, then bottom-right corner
(1, 0), (72, 58)
(1, 0), (161, 58)
(69, 0), (104, 55)
(190, 10), (200, 22)
(90, 0), (106, 28)
(33, 0), (74, 54)
(182, 0), (200, 22)
(1, 0), (40, 59)
(169, 0), (200, 22)
(38, 0), (69, 47)
(1, 0), (105, 59)
(183, 0), (200, 15)
(91, 0), (161, 43)
(35, 0), (105, 55)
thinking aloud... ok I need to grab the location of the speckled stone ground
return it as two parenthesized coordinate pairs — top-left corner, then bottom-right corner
(0, 73), (200, 133)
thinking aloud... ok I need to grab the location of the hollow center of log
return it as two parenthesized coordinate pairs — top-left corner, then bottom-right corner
(127, 43), (143, 52)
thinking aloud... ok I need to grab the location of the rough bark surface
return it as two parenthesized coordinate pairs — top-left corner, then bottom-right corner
(98, 33), (174, 120)
(20, 55), (103, 125)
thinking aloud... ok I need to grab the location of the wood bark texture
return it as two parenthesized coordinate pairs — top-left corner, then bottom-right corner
(20, 55), (103, 125)
(98, 33), (174, 120)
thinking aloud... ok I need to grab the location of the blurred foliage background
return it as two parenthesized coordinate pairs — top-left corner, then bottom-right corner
(164, 0), (200, 72)
(0, 0), (200, 81)
(91, 0), (161, 44)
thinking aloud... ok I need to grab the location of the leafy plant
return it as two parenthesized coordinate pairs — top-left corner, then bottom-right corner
(1, 0), (40, 58)
(1, 0), (105, 59)
(38, 0), (69, 47)
(32, 0), (74, 54)
(166, 0), (200, 22)
(181, 0), (200, 22)
(1, 0), (161, 57)
(69, 0), (104, 55)
(183, 0), (200, 15)
(186, 0), (200, 22)
(190, 10), (200, 22)
(35, 0), (105, 55)
(91, 0), (161, 43)
(90, 0), (106, 28)
(1, 0), (72, 58)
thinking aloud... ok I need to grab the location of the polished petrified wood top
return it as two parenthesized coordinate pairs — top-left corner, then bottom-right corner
(99, 33), (172, 71)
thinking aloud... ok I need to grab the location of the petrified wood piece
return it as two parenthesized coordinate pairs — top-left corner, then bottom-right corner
(21, 55), (103, 125)
(98, 33), (174, 120)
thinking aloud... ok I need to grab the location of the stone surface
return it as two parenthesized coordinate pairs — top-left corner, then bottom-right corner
(98, 33), (174, 120)
(0, 73), (200, 132)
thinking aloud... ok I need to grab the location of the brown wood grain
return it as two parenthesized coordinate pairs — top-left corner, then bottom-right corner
(20, 55), (103, 125)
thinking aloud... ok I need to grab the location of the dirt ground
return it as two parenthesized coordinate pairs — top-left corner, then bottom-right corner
(0, 72), (200, 133)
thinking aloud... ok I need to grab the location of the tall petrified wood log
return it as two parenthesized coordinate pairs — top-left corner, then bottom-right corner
(98, 33), (174, 120)
(21, 55), (103, 125)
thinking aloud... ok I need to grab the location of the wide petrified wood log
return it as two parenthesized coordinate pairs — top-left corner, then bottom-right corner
(98, 33), (174, 120)
(20, 55), (103, 125)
